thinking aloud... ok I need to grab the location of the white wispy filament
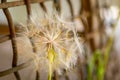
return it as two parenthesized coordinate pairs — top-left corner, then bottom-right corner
(18, 14), (84, 80)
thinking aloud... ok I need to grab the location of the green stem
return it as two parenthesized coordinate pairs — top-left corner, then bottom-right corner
(48, 63), (52, 80)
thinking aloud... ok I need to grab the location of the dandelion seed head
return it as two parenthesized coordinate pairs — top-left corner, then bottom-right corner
(18, 13), (84, 74)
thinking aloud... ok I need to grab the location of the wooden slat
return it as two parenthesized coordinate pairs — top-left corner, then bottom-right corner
(0, 58), (33, 77)
(0, 0), (50, 9)
(1, 0), (21, 79)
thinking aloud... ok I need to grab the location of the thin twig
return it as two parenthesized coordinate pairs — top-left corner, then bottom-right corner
(2, 0), (21, 79)
(80, 0), (95, 52)
(0, 58), (33, 77)
(67, 0), (74, 20)
(0, 0), (50, 9)
(40, 3), (47, 12)
(2, 0), (20, 79)
(53, 0), (61, 13)
(24, 0), (31, 20)
(24, 0), (40, 79)
(0, 35), (10, 43)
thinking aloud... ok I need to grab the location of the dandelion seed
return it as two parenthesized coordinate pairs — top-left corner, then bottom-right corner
(18, 14), (84, 80)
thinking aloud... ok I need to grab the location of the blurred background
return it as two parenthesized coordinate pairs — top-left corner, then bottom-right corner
(0, 0), (120, 80)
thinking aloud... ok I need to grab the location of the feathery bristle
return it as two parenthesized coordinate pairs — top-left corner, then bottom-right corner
(18, 13), (84, 79)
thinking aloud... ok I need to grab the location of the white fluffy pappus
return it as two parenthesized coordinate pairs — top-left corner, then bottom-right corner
(17, 13), (84, 78)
